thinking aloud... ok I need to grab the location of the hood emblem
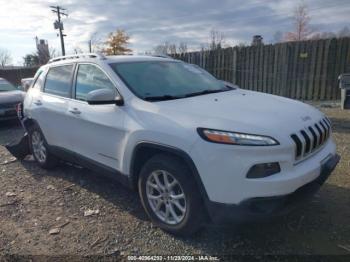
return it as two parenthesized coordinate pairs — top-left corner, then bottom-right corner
(301, 116), (312, 121)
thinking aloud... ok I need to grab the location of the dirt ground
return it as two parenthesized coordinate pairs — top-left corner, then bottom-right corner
(0, 105), (349, 261)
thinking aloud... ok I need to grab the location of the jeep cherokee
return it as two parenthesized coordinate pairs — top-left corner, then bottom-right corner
(19, 53), (340, 235)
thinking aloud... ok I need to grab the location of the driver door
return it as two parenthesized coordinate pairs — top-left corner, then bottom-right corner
(66, 63), (126, 171)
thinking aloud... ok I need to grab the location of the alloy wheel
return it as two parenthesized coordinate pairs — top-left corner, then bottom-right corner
(31, 131), (47, 163)
(146, 170), (187, 225)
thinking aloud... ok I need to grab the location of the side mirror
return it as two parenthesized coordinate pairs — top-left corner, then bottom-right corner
(86, 89), (124, 106)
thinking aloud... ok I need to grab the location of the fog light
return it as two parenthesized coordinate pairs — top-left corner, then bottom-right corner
(246, 162), (280, 178)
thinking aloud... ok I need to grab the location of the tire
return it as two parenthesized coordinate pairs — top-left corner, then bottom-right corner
(28, 124), (58, 169)
(138, 154), (205, 236)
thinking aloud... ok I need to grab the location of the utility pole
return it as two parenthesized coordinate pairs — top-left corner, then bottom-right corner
(51, 6), (68, 56)
(88, 40), (92, 53)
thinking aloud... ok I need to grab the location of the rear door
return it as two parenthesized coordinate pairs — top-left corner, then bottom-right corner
(66, 63), (126, 170)
(36, 64), (75, 148)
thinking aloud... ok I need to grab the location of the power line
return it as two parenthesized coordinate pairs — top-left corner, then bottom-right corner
(50, 5), (68, 56)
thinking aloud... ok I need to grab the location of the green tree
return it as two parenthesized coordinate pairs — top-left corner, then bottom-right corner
(23, 53), (39, 67)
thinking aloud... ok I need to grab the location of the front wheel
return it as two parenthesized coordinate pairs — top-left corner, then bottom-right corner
(138, 154), (205, 236)
(29, 125), (58, 169)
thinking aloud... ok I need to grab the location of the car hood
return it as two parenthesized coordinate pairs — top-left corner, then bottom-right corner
(149, 89), (324, 139)
(0, 90), (25, 104)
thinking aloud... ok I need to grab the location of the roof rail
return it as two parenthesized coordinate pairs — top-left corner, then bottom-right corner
(48, 53), (106, 63)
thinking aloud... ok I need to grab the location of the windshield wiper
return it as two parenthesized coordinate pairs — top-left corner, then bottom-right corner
(144, 95), (183, 101)
(184, 88), (229, 98)
(144, 88), (231, 101)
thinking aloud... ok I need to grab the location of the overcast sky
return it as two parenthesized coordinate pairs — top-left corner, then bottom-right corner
(0, 0), (349, 65)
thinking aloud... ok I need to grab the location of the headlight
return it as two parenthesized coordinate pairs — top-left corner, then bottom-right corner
(197, 128), (279, 146)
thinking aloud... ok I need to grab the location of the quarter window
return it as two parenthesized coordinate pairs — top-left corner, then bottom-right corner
(75, 64), (115, 101)
(44, 65), (74, 97)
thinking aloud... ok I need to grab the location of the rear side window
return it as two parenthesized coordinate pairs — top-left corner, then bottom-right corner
(44, 65), (74, 98)
(75, 64), (115, 101)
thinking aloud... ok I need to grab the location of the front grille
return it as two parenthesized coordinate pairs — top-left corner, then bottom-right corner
(290, 118), (331, 161)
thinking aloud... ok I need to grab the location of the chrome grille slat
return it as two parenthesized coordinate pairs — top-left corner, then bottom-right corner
(290, 118), (331, 162)
(300, 130), (311, 155)
(308, 126), (318, 151)
(291, 134), (302, 158)
(321, 121), (328, 142)
(322, 119), (330, 139)
(314, 123), (323, 146)
(304, 128), (314, 154)
(299, 132), (307, 158)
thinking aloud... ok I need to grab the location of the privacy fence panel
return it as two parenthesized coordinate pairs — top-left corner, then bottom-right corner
(174, 37), (350, 100)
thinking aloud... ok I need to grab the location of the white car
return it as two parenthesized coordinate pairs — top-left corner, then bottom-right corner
(20, 53), (340, 235)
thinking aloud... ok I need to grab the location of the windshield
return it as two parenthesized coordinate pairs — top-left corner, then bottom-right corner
(0, 79), (16, 92)
(110, 61), (231, 101)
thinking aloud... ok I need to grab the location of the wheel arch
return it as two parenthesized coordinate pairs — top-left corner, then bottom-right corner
(22, 118), (40, 132)
(129, 142), (209, 201)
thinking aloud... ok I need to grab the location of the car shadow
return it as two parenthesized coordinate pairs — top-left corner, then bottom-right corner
(0, 119), (23, 145)
(0, 119), (21, 128)
(20, 158), (149, 222)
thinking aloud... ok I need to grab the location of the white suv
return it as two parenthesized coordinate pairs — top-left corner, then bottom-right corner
(20, 53), (340, 235)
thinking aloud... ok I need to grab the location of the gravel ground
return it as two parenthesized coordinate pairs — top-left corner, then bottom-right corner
(0, 106), (349, 261)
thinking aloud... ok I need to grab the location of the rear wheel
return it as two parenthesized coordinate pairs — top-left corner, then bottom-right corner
(138, 154), (205, 236)
(29, 125), (58, 169)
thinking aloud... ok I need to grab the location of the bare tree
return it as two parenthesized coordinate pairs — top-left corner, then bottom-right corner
(178, 42), (188, 54)
(284, 3), (313, 41)
(168, 43), (177, 55)
(153, 41), (187, 55)
(89, 32), (104, 52)
(237, 42), (247, 48)
(338, 26), (350, 38)
(73, 46), (84, 54)
(200, 43), (208, 52)
(153, 42), (170, 55)
(0, 48), (12, 67)
(209, 29), (225, 50)
(154, 42), (176, 55)
(310, 31), (337, 40)
(273, 31), (283, 43)
(49, 47), (58, 59)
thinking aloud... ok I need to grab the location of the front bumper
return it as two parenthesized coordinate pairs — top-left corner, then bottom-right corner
(206, 154), (340, 224)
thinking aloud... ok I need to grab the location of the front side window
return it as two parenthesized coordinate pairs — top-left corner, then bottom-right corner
(44, 65), (74, 98)
(75, 64), (115, 101)
(109, 61), (230, 101)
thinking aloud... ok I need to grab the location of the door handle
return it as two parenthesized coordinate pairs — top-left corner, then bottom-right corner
(34, 100), (42, 106)
(69, 108), (81, 115)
